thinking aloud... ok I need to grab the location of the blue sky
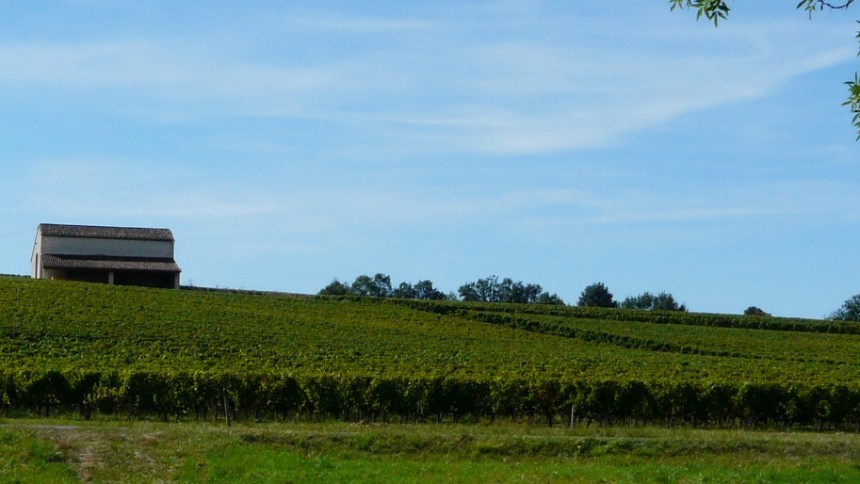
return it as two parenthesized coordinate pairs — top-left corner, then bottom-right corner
(1, 1), (858, 318)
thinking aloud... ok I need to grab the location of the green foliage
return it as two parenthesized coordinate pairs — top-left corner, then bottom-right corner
(351, 273), (392, 298)
(846, 70), (860, 139)
(743, 306), (769, 316)
(12, 423), (860, 483)
(621, 292), (686, 312)
(830, 294), (860, 321)
(536, 292), (565, 305)
(391, 281), (417, 299)
(671, 0), (855, 25)
(318, 279), (350, 296)
(0, 428), (77, 482)
(578, 282), (617, 308)
(322, 275), (448, 301)
(797, 0), (856, 17)
(457, 276), (563, 304)
(669, 0), (731, 26)
(392, 280), (447, 300)
(671, 0), (859, 138)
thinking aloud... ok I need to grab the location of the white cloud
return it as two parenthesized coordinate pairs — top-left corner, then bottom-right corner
(24, 153), (860, 236)
(274, 10), (438, 34)
(0, 3), (854, 157)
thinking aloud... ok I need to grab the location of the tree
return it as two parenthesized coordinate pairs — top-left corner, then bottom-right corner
(391, 282), (417, 299)
(318, 279), (350, 296)
(413, 280), (448, 300)
(829, 294), (860, 321)
(743, 306), (770, 316)
(536, 292), (565, 305)
(458, 275), (564, 304)
(578, 282), (617, 308)
(621, 292), (655, 310)
(371, 273), (392, 297)
(326, 274), (449, 300)
(457, 281), (482, 302)
(651, 292), (685, 311)
(506, 280), (545, 304)
(459, 275), (501, 302)
(350, 275), (375, 297)
(350, 273), (392, 298)
(475, 276), (501, 302)
(621, 291), (686, 311)
(670, 0), (860, 139)
(389, 280), (449, 300)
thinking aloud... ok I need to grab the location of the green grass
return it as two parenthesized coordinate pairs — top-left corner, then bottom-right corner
(4, 419), (860, 482)
(0, 426), (78, 483)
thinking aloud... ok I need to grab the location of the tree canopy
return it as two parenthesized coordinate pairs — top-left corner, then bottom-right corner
(458, 275), (565, 305)
(620, 291), (687, 312)
(830, 294), (860, 321)
(321, 273), (562, 304)
(351, 274), (392, 298)
(670, 0), (860, 139)
(743, 306), (770, 317)
(392, 280), (448, 301)
(577, 282), (617, 308)
(318, 279), (351, 296)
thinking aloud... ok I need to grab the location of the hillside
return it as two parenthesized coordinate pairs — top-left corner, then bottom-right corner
(2, 276), (860, 427)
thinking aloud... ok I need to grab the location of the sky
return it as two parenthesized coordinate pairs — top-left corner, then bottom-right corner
(1, 1), (858, 318)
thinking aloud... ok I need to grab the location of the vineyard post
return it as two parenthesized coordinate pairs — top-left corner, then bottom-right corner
(222, 386), (231, 427)
(569, 404), (575, 428)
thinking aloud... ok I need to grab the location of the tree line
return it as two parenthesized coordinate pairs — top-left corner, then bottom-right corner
(320, 276), (693, 312)
(575, 282), (686, 312)
(319, 274), (563, 304)
(319, 274), (449, 301)
(320, 275), (860, 319)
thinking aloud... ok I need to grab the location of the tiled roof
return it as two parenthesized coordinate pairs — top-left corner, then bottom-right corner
(38, 223), (175, 241)
(42, 254), (181, 273)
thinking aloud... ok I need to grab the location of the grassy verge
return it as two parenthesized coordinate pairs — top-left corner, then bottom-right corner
(3, 419), (860, 482)
(0, 426), (78, 483)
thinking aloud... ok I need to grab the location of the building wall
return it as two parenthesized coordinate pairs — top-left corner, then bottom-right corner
(30, 233), (42, 278)
(31, 228), (180, 289)
(40, 235), (174, 258)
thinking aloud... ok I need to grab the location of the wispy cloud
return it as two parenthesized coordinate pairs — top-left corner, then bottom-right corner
(0, 4), (853, 156)
(25, 155), (860, 242)
(274, 10), (438, 34)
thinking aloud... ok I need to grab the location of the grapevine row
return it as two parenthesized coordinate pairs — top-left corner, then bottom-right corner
(1, 369), (858, 430)
(392, 298), (860, 334)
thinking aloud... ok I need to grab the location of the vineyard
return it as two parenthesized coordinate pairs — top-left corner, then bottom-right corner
(2, 276), (860, 429)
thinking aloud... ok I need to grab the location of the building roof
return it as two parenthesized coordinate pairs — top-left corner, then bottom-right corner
(41, 254), (181, 273)
(38, 223), (175, 241)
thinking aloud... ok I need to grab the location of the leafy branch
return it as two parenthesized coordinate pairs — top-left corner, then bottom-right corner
(670, 0), (859, 139)
(668, 0), (731, 27)
(847, 72), (860, 139)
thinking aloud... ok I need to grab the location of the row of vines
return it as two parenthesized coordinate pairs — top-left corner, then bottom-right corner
(2, 369), (859, 430)
(391, 298), (860, 334)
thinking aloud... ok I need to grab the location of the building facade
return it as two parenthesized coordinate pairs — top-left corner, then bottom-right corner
(31, 223), (181, 289)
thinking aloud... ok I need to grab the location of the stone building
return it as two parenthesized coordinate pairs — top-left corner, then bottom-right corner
(31, 223), (181, 289)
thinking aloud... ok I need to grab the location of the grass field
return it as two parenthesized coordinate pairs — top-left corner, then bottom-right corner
(3, 419), (860, 483)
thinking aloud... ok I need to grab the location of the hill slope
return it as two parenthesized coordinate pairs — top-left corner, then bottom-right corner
(2, 276), (859, 427)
